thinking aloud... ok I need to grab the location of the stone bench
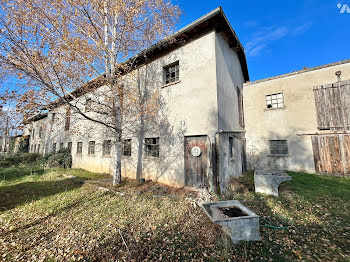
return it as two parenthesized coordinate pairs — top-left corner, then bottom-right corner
(254, 170), (292, 197)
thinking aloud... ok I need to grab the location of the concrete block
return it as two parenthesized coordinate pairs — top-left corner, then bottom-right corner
(201, 200), (260, 243)
(254, 170), (292, 196)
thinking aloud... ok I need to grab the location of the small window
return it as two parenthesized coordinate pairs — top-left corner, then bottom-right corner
(77, 142), (83, 154)
(37, 144), (40, 153)
(145, 138), (159, 158)
(31, 145), (33, 152)
(60, 143), (64, 150)
(32, 129), (35, 138)
(53, 143), (57, 153)
(52, 113), (56, 122)
(237, 87), (244, 126)
(229, 137), (234, 159)
(65, 107), (71, 131)
(103, 140), (112, 156)
(88, 141), (95, 155)
(67, 142), (72, 152)
(122, 139), (131, 156)
(164, 61), (179, 84)
(39, 127), (43, 138)
(269, 140), (288, 155)
(85, 98), (92, 112)
(266, 93), (284, 109)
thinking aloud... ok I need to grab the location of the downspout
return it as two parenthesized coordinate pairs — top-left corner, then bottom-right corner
(211, 129), (223, 193)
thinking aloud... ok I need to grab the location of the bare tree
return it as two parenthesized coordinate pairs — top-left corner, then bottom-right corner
(0, 0), (180, 184)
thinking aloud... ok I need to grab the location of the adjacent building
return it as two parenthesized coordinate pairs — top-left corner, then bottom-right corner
(244, 60), (350, 176)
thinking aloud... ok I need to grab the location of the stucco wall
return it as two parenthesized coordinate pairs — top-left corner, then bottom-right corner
(215, 31), (245, 190)
(243, 60), (350, 173)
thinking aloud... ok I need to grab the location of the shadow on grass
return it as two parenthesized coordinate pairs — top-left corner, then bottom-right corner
(0, 178), (84, 212)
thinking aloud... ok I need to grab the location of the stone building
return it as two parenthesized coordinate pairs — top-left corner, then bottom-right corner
(24, 7), (248, 192)
(244, 59), (350, 176)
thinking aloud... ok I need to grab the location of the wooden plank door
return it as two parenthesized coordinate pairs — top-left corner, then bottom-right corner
(311, 135), (344, 175)
(185, 136), (208, 188)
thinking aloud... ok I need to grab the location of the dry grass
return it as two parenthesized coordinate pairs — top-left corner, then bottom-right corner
(1, 167), (349, 261)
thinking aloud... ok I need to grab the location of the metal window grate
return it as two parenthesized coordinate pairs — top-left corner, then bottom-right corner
(266, 93), (284, 109)
(88, 141), (95, 155)
(77, 142), (83, 154)
(122, 139), (131, 156)
(269, 140), (288, 155)
(164, 62), (179, 84)
(145, 137), (159, 157)
(103, 140), (112, 156)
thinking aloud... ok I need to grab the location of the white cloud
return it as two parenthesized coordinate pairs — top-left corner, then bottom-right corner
(245, 26), (288, 57)
(292, 22), (312, 36)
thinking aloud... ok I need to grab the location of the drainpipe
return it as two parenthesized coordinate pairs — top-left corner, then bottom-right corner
(212, 129), (223, 193)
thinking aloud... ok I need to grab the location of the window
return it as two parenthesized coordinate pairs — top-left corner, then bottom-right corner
(39, 127), (43, 138)
(229, 137), (234, 159)
(34, 144), (37, 153)
(52, 113), (56, 122)
(237, 86), (244, 126)
(60, 143), (64, 150)
(53, 143), (57, 153)
(85, 98), (92, 112)
(31, 145), (33, 152)
(103, 140), (112, 156)
(37, 144), (40, 153)
(67, 142), (72, 152)
(269, 140), (288, 155)
(266, 93), (284, 109)
(77, 142), (83, 154)
(145, 138), (159, 158)
(65, 107), (71, 131)
(164, 61), (179, 85)
(122, 139), (131, 156)
(32, 129), (35, 138)
(88, 141), (95, 155)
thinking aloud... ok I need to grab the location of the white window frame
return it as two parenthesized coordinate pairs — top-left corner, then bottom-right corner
(266, 93), (284, 109)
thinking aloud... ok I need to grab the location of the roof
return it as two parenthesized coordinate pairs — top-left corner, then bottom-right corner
(245, 58), (350, 86)
(50, 7), (249, 109)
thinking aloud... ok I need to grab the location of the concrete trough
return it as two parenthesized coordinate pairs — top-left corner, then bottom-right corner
(254, 170), (292, 196)
(200, 200), (260, 243)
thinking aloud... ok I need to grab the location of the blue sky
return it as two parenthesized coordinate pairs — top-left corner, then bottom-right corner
(175, 0), (350, 81)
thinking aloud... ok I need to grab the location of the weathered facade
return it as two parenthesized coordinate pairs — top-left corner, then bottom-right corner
(25, 8), (248, 191)
(244, 60), (350, 176)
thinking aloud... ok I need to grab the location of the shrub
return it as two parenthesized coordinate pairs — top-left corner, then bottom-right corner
(44, 149), (72, 168)
(0, 153), (41, 168)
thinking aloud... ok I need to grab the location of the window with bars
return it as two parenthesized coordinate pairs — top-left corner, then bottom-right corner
(77, 142), (83, 154)
(269, 140), (288, 155)
(88, 141), (95, 155)
(85, 98), (92, 112)
(122, 139), (131, 156)
(266, 93), (284, 109)
(65, 107), (71, 131)
(103, 140), (112, 156)
(164, 61), (179, 85)
(53, 143), (56, 153)
(145, 138), (159, 158)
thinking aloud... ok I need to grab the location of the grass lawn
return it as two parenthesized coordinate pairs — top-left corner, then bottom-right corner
(1, 167), (349, 261)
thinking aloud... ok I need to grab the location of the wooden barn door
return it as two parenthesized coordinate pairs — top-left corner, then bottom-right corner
(311, 135), (350, 175)
(185, 136), (208, 188)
